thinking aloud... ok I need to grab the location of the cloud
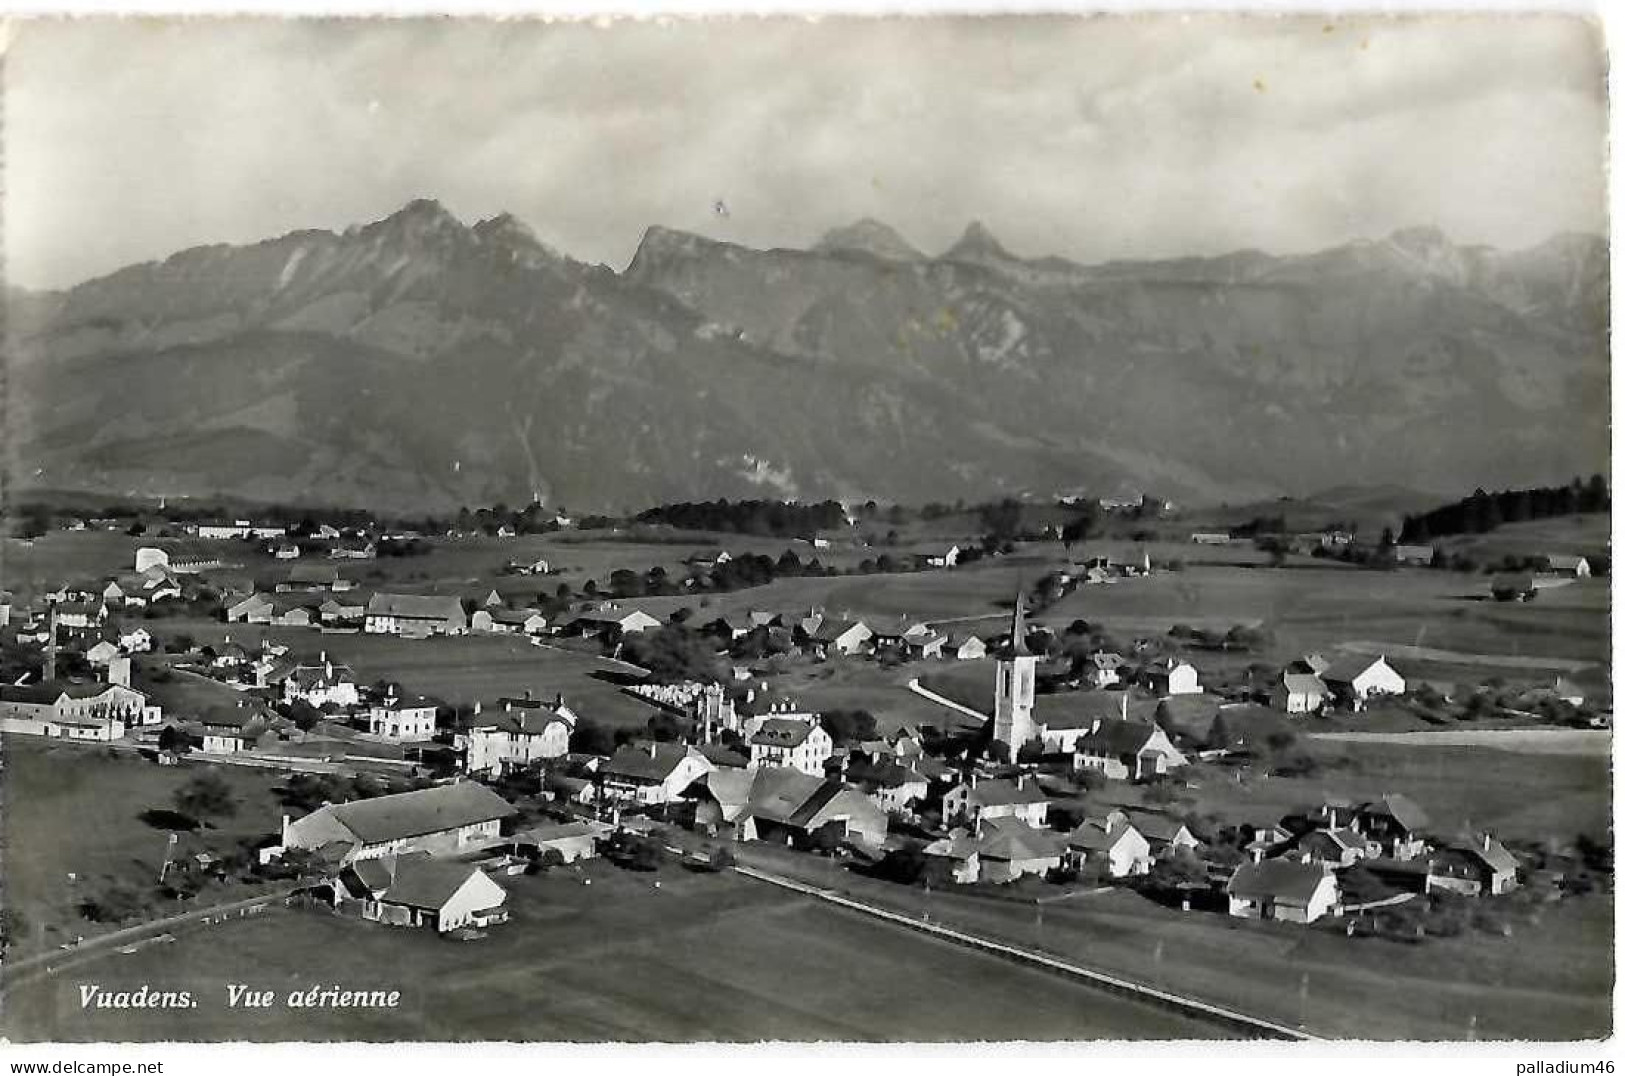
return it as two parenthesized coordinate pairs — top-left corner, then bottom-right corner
(4, 14), (1605, 289)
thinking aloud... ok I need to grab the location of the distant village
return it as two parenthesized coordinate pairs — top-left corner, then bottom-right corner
(0, 495), (1609, 950)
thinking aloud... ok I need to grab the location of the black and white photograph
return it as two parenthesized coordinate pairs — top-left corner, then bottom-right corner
(0, 11), (1612, 1048)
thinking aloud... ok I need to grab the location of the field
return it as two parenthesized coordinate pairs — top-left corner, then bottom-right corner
(0, 857), (1227, 1042)
(735, 841), (1612, 1041)
(0, 737), (290, 959)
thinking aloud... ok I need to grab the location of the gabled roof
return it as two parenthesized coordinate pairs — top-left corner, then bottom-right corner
(956, 777), (1047, 808)
(0, 680), (137, 705)
(1227, 858), (1333, 904)
(1075, 717), (1161, 756)
(1441, 833), (1519, 876)
(812, 618), (869, 643)
(365, 593), (466, 622)
(1321, 655), (1396, 684)
(325, 781), (515, 844)
(1123, 810), (1193, 844)
(1034, 692), (1159, 730)
(603, 742), (704, 783)
(349, 853), (494, 911)
(1358, 793), (1429, 833)
(1282, 673), (1328, 695)
(1069, 818), (1141, 852)
(469, 706), (573, 737)
(977, 816), (1065, 862)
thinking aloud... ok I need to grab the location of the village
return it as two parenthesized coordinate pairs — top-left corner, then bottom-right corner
(0, 488), (1612, 1040)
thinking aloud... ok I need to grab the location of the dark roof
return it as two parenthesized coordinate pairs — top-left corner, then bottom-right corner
(603, 742), (701, 783)
(1034, 691), (1159, 730)
(1321, 655), (1390, 684)
(1358, 793), (1429, 833)
(1123, 810), (1193, 844)
(959, 777), (1047, 808)
(978, 816), (1065, 861)
(751, 717), (817, 748)
(1227, 859), (1334, 904)
(0, 680), (139, 704)
(325, 782), (515, 844)
(1075, 717), (1160, 756)
(349, 853), (494, 911)
(469, 707), (572, 737)
(365, 593), (466, 622)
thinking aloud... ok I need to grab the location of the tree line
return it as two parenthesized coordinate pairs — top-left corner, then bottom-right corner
(1399, 475), (1609, 543)
(634, 499), (848, 537)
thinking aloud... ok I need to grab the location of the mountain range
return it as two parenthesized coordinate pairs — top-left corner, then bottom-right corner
(5, 199), (1608, 513)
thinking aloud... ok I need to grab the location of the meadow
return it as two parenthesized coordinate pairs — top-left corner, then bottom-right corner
(1, 856), (1226, 1042)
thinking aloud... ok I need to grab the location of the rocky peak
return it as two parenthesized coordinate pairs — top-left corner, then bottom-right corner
(814, 218), (924, 261)
(943, 220), (1016, 264)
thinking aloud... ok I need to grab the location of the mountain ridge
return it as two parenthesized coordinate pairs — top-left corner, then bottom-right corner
(6, 201), (1608, 512)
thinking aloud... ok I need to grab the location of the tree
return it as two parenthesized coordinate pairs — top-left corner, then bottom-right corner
(157, 725), (195, 755)
(569, 716), (617, 757)
(174, 773), (238, 823)
(621, 625), (726, 682)
(819, 708), (878, 746)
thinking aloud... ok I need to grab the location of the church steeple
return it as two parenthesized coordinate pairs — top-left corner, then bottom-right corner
(1008, 587), (1030, 657)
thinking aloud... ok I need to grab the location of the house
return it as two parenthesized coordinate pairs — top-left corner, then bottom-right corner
(367, 689), (440, 741)
(469, 607), (548, 635)
(85, 638), (122, 667)
(510, 819), (612, 864)
(318, 597), (368, 625)
(1071, 717), (1187, 780)
(903, 628), (947, 660)
(843, 757), (930, 815)
(925, 817), (1066, 885)
(276, 566), (353, 593)
(926, 545), (961, 569)
(118, 626), (154, 654)
(601, 742), (715, 805)
(364, 593), (467, 638)
(135, 547), (170, 573)
(1190, 532), (1233, 545)
(1121, 810), (1200, 856)
(810, 618), (873, 657)
(1544, 554), (1592, 578)
(1226, 860), (1340, 923)
(561, 608), (662, 641)
(101, 579), (127, 606)
(1032, 691), (1159, 754)
(947, 633), (987, 661)
(270, 600), (317, 628)
(276, 658), (360, 708)
(314, 524), (343, 540)
(226, 593), (276, 624)
(748, 717), (834, 777)
(1275, 673), (1330, 715)
(1391, 544), (1435, 566)
(1292, 653), (1332, 677)
(727, 767), (888, 849)
(0, 680), (160, 738)
(941, 776), (1049, 828)
(1490, 573), (1539, 602)
(329, 539), (377, 560)
(1083, 651), (1128, 689)
(53, 600), (108, 631)
(1145, 659), (1200, 696)
(1321, 655), (1406, 707)
(198, 521), (286, 540)
(459, 697), (577, 775)
(1429, 833), (1520, 896)
(1068, 817), (1152, 877)
(198, 704), (276, 754)
(279, 781), (516, 864)
(685, 549), (732, 569)
(1355, 794), (1430, 860)
(273, 543), (302, 561)
(1283, 827), (1368, 869)
(339, 853), (508, 932)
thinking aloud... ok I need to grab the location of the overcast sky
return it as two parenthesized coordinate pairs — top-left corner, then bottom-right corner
(4, 14), (1607, 290)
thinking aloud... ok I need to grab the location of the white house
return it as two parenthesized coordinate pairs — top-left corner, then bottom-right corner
(1321, 655), (1407, 706)
(941, 776), (1049, 828)
(1147, 659), (1201, 696)
(364, 593), (468, 638)
(0, 681), (160, 738)
(1275, 673), (1330, 715)
(748, 717), (834, 777)
(1544, 554), (1592, 578)
(1071, 718), (1187, 781)
(1068, 818), (1152, 877)
(458, 697), (577, 775)
(367, 690), (440, 741)
(340, 853), (508, 933)
(1226, 860), (1339, 924)
(601, 742), (715, 805)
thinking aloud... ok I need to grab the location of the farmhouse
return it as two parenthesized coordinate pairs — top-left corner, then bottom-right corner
(561, 607), (662, 641)
(198, 704), (277, 754)
(1320, 655), (1406, 706)
(1145, 659), (1201, 696)
(601, 742), (715, 805)
(1355, 794), (1430, 860)
(942, 776), (1049, 828)
(1391, 544), (1435, 566)
(1072, 718), (1187, 781)
(1121, 810), (1199, 856)
(277, 566), (354, 593)
(1544, 554), (1592, 578)
(947, 633), (987, 661)
(1429, 834), (1520, 896)
(728, 767), (888, 849)
(280, 781), (517, 864)
(469, 607), (549, 635)
(1226, 859), (1340, 924)
(810, 618), (873, 657)
(364, 593), (468, 637)
(339, 853), (508, 932)
(926, 817), (1066, 885)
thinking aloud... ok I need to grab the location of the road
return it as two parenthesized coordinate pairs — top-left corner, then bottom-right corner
(1310, 727), (1611, 756)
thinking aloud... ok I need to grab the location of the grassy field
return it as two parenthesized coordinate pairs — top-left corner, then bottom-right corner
(0, 738), (290, 959)
(735, 842), (1611, 1041)
(1, 857), (1226, 1042)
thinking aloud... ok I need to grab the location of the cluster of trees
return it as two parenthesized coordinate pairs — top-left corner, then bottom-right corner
(452, 502), (569, 536)
(1399, 476), (1610, 543)
(597, 550), (836, 601)
(635, 499), (847, 537)
(621, 624), (726, 682)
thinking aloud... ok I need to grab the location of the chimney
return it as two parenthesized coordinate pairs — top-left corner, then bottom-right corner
(1482, 833), (1491, 851)
(646, 742), (657, 758)
(474, 700), (482, 715)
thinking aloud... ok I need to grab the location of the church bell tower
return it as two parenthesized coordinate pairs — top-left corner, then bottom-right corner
(992, 589), (1038, 754)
